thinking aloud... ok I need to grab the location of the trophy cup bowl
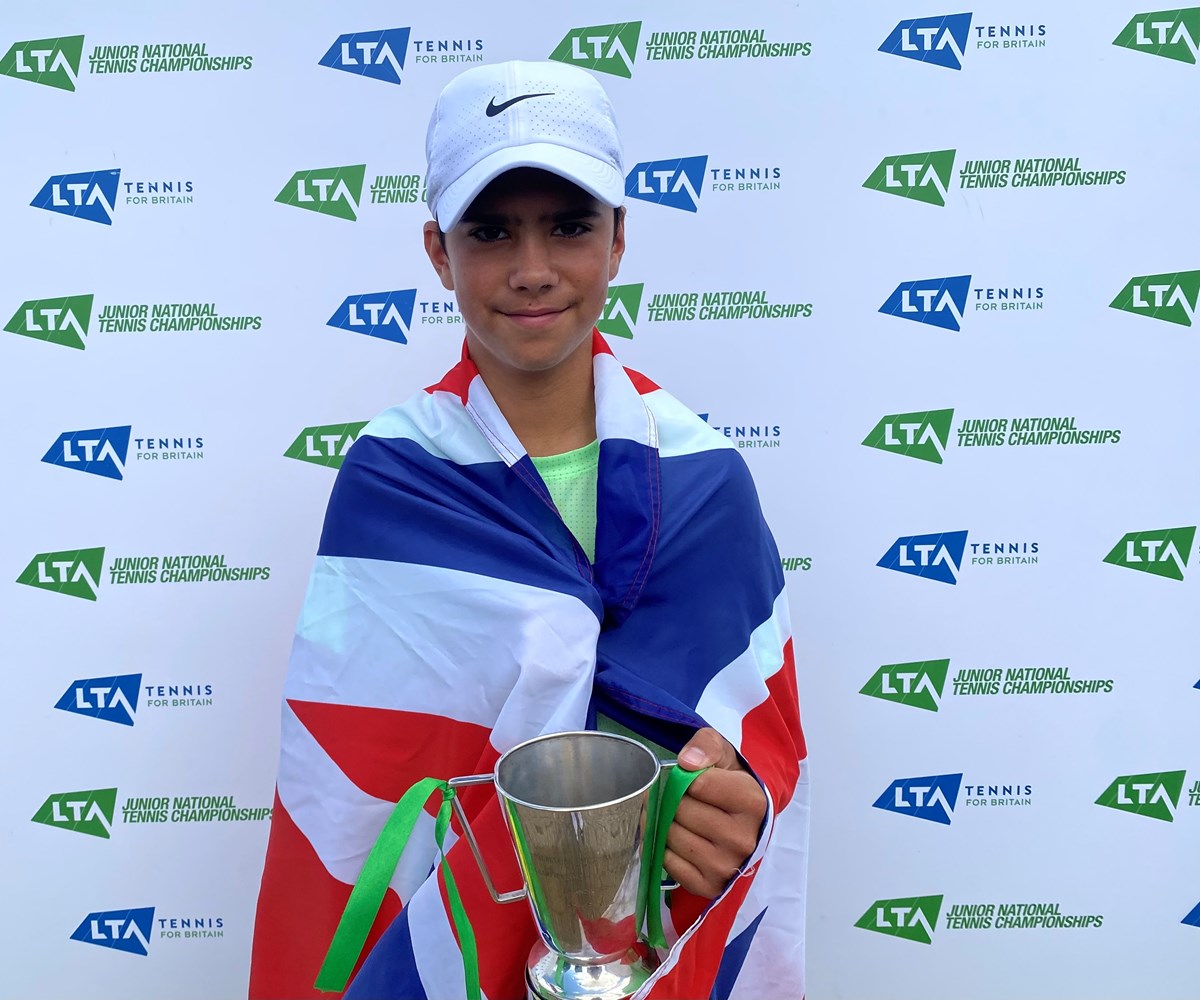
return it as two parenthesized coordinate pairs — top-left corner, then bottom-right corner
(450, 731), (671, 1000)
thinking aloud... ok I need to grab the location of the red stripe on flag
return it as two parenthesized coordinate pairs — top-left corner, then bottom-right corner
(288, 700), (494, 803)
(424, 348), (478, 403)
(623, 367), (661, 395)
(250, 793), (401, 999)
(437, 796), (534, 1000)
(739, 638), (804, 812)
(652, 872), (755, 999)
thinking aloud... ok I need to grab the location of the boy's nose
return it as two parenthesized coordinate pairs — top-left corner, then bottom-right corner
(509, 236), (558, 291)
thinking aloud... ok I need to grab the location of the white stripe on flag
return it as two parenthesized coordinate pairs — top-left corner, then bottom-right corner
(362, 393), (500, 466)
(277, 701), (443, 901)
(286, 557), (599, 748)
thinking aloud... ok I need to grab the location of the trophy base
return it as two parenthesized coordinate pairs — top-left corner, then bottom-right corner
(525, 941), (660, 1000)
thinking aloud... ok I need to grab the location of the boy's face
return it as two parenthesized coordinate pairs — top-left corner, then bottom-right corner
(424, 168), (624, 380)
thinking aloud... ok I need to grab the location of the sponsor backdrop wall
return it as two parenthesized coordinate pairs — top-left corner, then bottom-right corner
(1, 2), (1196, 998)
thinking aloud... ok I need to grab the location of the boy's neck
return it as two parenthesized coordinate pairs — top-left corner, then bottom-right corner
(470, 337), (597, 458)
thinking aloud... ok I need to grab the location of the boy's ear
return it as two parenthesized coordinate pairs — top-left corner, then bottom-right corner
(423, 221), (455, 291)
(608, 207), (626, 281)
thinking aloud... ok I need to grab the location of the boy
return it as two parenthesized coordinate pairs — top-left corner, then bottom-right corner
(251, 60), (807, 999)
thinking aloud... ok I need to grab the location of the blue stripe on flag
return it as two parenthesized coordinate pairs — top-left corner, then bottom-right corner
(597, 449), (783, 711)
(710, 907), (767, 1000)
(343, 908), (428, 1000)
(319, 436), (602, 615)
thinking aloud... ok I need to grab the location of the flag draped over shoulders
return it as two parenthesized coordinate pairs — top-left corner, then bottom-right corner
(250, 331), (809, 1000)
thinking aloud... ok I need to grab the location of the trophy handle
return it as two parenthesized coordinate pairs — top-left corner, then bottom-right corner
(447, 773), (528, 904)
(656, 760), (680, 891)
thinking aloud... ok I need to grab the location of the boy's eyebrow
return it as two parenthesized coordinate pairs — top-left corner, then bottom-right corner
(458, 206), (602, 226)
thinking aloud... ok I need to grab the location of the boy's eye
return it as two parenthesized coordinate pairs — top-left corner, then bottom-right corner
(555, 221), (591, 238)
(469, 225), (507, 243)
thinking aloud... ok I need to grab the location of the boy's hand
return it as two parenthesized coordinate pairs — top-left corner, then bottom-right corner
(664, 728), (768, 899)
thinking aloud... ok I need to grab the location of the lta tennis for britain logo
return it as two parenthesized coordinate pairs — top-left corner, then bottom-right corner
(878, 13), (1048, 70)
(30, 169), (120, 225)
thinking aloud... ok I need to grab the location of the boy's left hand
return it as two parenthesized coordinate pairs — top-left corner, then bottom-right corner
(664, 727), (768, 899)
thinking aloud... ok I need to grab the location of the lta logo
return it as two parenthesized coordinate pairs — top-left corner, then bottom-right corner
(71, 908), (155, 956)
(625, 156), (707, 212)
(874, 773), (962, 825)
(860, 659), (950, 712)
(5, 294), (94, 349)
(284, 422), (369, 469)
(319, 28), (410, 85)
(42, 426), (131, 480)
(549, 22), (641, 78)
(1104, 526), (1195, 581)
(598, 283), (643, 339)
(56, 674), (141, 726)
(0, 35), (85, 91)
(879, 14), (973, 69)
(16, 547), (104, 600)
(275, 165), (366, 221)
(880, 276), (971, 330)
(1113, 9), (1200, 64)
(862, 409), (954, 464)
(863, 150), (956, 207)
(31, 788), (117, 839)
(1110, 270), (1200, 326)
(1096, 770), (1185, 822)
(31, 169), (121, 225)
(328, 289), (416, 343)
(878, 531), (968, 584)
(855, 895), (942, 944)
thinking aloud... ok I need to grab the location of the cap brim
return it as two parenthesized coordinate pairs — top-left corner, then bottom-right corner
(434, 142), (624, 231)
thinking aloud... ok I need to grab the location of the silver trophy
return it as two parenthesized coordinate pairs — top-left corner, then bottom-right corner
(449, 730), (678, 1000)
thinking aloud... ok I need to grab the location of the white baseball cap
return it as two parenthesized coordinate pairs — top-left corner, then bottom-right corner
(425, 60), (625, 231)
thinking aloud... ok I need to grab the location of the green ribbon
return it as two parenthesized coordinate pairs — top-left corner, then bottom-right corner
(314, 777), (480, 999)
(645, 764), (708, 950)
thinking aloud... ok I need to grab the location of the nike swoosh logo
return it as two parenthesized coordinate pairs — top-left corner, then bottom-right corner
(485, 92), (553, 117)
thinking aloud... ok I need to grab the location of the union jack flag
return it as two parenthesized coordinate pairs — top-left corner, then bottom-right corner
(250, 333), (808, 999)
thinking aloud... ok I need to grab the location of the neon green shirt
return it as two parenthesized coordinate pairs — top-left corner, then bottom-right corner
(530, 440), (599, 562)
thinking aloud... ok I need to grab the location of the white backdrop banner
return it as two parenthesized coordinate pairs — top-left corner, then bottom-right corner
(1, 2), (1197, 998)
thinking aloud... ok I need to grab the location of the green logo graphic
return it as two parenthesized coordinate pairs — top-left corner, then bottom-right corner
(1103, 526), (1195, 581)
(17, 547), (105, 600)
(275, 165), (366, 221)
(0, 35), (85, 91)
(862, 409), (954, 464)
(860, 659), (949, 712)
(284, 422), (368, 469)
(1096, 770), (1186, 822)
(549, 22), (641, 78)
(1109, 269), (1200, 327)
(5, 294), (94, 350)
(31, 788), (117, 838)
(863, 150), (956, 207)
(1113, 8), (1200, 63)
(855, 895), (943, 944)
(598, 283), (643, 339)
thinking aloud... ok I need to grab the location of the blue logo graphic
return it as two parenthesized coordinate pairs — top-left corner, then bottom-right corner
(880, 14), (974, 70)
(70, 907), (155, 956)
(42, 425), (131, 480)
(31, 169), (121, 225)
(874, 773), (962, 825)
(878, 530), (968, 585)
(1184, 901), (1200, 928)
(880, 276), (972, 331)
(328, 289), (417, 344)
(55, 674), (141, 727)
(319, 28), (410, 85)
(625, 156), (708, 212)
